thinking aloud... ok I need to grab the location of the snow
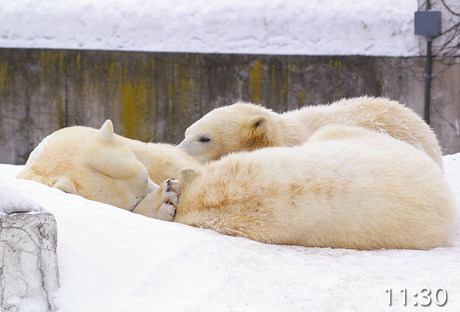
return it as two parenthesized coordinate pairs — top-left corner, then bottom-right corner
(0, 175), (43, 215)
(0, 154), (459, 312)
(0, 0), (420, 56)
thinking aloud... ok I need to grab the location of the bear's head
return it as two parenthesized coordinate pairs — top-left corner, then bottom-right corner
(17, 120), (156, 211)
(178, 102), (273, 162)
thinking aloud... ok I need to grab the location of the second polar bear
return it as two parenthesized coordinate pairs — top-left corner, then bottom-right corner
(166, 125), (454, 250)
(178, 96), (443, 168)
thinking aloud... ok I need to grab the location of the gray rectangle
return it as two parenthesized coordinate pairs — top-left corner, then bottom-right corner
(415, 11), (442, 36)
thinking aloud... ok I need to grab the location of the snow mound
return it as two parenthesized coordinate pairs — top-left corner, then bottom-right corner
(0, 175), (43, 214)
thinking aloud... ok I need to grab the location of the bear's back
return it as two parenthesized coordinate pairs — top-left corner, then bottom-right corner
(292, 97), (443, 168)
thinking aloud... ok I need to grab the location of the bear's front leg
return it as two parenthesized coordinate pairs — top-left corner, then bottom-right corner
(132, 179), (181, 221)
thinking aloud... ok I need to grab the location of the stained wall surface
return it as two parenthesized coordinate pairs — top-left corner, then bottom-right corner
(0, 48), (459, 164)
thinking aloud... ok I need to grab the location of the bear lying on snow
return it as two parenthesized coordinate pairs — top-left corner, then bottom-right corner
(17, 120), (454, 250)
(17, 120), (198, 220)
(168, 125), (454, 250)
(178, 96), (443, 169)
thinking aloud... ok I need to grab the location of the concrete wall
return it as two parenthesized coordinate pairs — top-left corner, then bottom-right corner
(0, 48), (459, 164)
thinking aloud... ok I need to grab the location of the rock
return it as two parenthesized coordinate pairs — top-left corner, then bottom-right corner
(0, 212), (59, 311)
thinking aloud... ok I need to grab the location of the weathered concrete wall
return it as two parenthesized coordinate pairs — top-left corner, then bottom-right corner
(0, 48), (459, 164)
(0, 212), (59, 311)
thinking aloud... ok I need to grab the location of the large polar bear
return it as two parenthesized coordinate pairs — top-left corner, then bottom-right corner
(164, 125), (454, 250)
(178, 96), (443, 169)
(17, 120), (198, 220)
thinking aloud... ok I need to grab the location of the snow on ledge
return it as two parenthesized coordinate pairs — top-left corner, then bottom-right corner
(0, 0), (419, 56)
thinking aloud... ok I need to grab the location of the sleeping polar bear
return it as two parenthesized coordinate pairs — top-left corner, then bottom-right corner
(17, 120), (199, 219)
(178, 96), (443, 169)
(161, 125), (454, 250)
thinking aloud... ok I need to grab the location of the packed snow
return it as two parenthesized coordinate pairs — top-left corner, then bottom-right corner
(0, 175), (43, 215)
(0, 154), (459, 312)
(0, 0), (420, 56)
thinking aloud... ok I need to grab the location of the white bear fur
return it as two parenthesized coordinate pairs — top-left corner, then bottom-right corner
(17, 120), (199, 219)
(174, 125), (454, 250)
(178, 96), (443, 169)
(119, 135), (200, 184)
(17, 120), (155, 211)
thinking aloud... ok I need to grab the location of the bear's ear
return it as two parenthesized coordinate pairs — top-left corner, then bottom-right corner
(180, 167), (199, 183)
(179, 167), (200, 190)
(250, 116), (267, 130)
(247, 116), (269, 148)
(53, 176), (78, 194)
(100, 119), (116, 144)
(249, 116), (268, 135)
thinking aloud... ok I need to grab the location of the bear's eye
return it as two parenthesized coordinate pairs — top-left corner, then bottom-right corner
(198, 136), (211, 143)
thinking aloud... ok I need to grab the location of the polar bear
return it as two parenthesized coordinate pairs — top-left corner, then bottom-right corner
(17, 120), (199, 220)
(165, 125), (454, 250)
(178, 96), (443, 169)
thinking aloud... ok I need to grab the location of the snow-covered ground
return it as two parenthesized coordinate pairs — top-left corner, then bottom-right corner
(0, 0), (420, 56)
(0, 154), (459, 312)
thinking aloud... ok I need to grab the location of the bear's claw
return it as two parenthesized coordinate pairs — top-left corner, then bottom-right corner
(157, 179), (180, 221)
